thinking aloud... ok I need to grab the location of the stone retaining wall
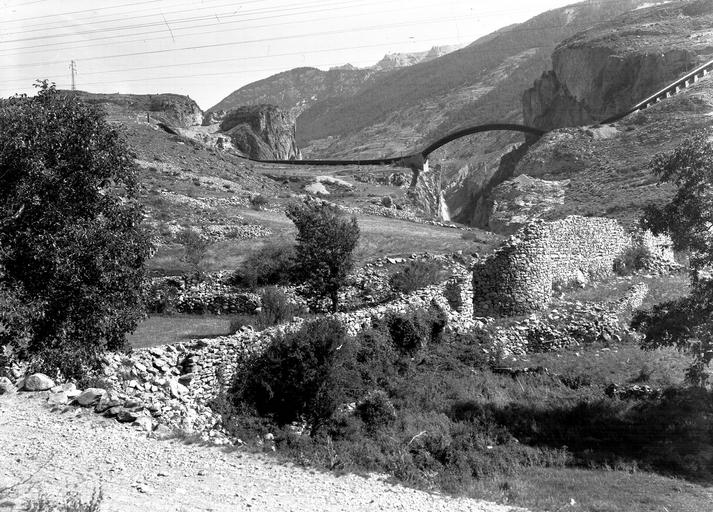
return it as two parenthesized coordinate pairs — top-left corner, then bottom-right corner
(106, 269), (476, 407)
(473, 216), (632, 316)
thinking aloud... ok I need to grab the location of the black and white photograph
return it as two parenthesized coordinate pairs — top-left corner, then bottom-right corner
(1, 0), (712, 510)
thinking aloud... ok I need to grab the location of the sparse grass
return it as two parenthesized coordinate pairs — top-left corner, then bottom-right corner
(127, 315), (233, 348)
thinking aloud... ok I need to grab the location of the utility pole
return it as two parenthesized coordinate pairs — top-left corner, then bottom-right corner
(70, 60), (77, 90)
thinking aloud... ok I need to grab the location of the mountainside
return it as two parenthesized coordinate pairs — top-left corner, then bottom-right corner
(206, 67), (380, 123)
(293, 0), (652, 224)
(485, 0), (713, 232)
(206, 46), (462, 123)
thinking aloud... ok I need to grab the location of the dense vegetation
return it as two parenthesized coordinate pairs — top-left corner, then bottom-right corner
(0, 83), (152, 379)
(633, 131), (713, 385)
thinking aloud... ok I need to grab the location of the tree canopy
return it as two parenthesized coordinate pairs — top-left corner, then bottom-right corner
(632, 130), (713, 385)
(286, 199), (359, 312)
(0, 82), (153, 378)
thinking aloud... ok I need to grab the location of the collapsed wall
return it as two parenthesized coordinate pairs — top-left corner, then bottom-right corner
(472, 215), (631, 316)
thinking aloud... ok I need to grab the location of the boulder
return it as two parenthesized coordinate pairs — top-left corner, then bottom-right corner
(47, 391), (69, 405)
(134, 416), (154, 432)
(116, 407), (140, 423)
(75, 388), (106, 406)
(0, 377), (16, 395)
(51, 383), (80, 398)
(167, 378), (188, 399)
(95, 391), (123, 413)
(22, 373), (55, 392)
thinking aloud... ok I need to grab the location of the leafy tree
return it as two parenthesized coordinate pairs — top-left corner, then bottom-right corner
(286, 199), (359, 312)
(0, 82), (153, 379)
(631, 131), (713, 385)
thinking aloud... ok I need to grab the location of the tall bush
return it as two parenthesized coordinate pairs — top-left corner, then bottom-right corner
(0, 83), (152, 378)
(232, 318), (358, 427)
(286, 200), (360, 312)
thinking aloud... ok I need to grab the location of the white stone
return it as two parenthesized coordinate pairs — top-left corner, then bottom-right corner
(22, 373), (55, 391)
(76, 388), (107, 406)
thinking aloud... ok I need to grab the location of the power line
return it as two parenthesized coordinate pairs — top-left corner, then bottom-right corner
(0, 0), (400, 58)
(0, 0), (376, 42)
(0, 0), (385, 56)
(0, 12), (481, 71)
(0, 36), (471, 85)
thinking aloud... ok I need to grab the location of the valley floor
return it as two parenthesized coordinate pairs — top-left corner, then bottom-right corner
(0, 394), (524, 512)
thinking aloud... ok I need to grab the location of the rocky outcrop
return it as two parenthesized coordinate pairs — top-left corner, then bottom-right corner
(219, 104), (300, 160)
(487, 175), (569, 235)
(523, 1), (713, 130)
(69, 91), (203, 127)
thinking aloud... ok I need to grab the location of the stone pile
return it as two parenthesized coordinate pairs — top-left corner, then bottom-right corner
(605, 383), (663, 400)
(488, 289), (643, 355)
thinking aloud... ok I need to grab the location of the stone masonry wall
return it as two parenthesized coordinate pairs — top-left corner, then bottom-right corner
(472, 216), (632, 317)
(104, 268), (476, 410)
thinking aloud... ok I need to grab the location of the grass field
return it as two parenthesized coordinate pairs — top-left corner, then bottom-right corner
(127, 315), (232, 348)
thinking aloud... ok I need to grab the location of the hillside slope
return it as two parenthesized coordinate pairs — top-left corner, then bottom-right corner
(294, 0), (651, 224)
(486, 0), (713, 232)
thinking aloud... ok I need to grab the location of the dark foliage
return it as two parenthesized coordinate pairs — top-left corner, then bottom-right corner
(613, 245), (652, 276)
(389, 260), (446, 294)
(249, 194), (269, 210)
(286, 200), (360, 312)
(232, 242), (297, 289)
(632, 131), (713, 385)
(0, 83), (152, 379)
(232, 318), (358, 427)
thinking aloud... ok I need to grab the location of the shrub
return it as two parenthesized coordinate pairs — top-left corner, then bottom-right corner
(257, 286), (295, 326)
(356, 390), (397, 430)
(286, 199), (360, 312)
(175, 227), (209, 278)
(250, 194), (269, 210)
(384, 306), (447, 356)
(613, 245), (652, 275)
(144, 280), (180, 314)
(233, 242), (296, 289)
(0, 83), (152, 380)
(232, 318), (358, 427)
(443, 280), (463, 312)
(389, 260), (446, 294)
(24, 488), (103, 512)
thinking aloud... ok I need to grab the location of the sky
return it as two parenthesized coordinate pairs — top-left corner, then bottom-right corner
(0, 0), (579, 110)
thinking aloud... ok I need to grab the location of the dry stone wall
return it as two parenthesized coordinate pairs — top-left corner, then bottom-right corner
(473, 216), (632, 316)
(104, 269), (476, 414)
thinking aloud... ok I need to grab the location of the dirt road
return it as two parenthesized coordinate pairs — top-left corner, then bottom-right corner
(0, 394), (525, 512)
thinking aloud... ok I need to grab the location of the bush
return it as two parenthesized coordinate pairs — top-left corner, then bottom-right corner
(232, 318), (358, 427)
(389, 260), (446, 294)
(613, 245), (652, 275)
(232, 242), (296, 289)
(0, 83), (152, 380)
(250, 194), (269, 210)
(258, 286), (295, 326)
(24, 488), (103, 512)
(383, 306), (447, 356)
(356, 389), (397, 430)
(144, 280), (180, 314)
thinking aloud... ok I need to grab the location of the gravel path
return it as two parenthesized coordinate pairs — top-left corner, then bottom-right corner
(0, 394), (526, 512)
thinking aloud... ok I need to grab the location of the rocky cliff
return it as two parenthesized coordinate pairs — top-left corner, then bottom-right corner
(523, 1), (713, 130)
(219, 104), (300, 160)
(68, 91), (203, 127)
